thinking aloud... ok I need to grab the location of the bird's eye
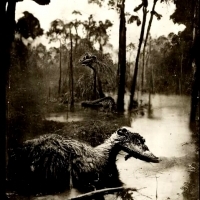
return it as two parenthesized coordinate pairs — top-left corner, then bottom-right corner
(121, 128), (127, 133)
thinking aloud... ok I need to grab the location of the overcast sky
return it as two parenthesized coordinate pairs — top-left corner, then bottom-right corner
(16, 0), (185, 58)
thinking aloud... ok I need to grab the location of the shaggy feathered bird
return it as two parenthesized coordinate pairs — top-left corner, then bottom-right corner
(8, 127), (159, 195)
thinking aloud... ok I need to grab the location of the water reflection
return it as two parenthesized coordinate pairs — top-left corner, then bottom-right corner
(46, 113), (83, 123)
(45, 105), (111, 123)
(129, 95), (194, 158)
(116, 94), (194, 200)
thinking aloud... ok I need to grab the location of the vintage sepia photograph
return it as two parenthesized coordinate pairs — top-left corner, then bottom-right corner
(3, 0), (199, 199)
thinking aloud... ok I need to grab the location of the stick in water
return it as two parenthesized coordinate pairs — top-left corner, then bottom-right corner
(68, 186), (138, 200)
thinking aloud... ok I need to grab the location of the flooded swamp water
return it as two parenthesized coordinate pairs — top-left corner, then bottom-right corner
(116, 94), (196, 200)
(12, 94), (197, 200)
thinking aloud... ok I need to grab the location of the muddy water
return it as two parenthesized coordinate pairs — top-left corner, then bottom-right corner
(34, 94), (195, 200)
(116, 94), (195, 200)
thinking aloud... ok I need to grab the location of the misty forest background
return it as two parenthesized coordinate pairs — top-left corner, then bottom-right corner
(1, 0), (199, 199)
(7, 0), (199, 143)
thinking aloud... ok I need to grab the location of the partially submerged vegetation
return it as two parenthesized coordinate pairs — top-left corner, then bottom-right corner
(43, 113), (130, 146)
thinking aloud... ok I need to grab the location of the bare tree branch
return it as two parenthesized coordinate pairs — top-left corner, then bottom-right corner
(69, 186), (138, 200)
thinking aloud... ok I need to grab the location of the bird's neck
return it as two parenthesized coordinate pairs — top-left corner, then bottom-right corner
(94, 133), (120, 161)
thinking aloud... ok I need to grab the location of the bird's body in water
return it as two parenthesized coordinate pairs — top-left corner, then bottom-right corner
(8, 127), (160, 196)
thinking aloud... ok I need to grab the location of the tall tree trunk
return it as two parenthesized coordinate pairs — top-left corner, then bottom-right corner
(2, 1), (16, 190)
(68, 59), (71, 99)
(190, 0), (200, 132)
(147, 39), (153, 117)
(97, 48), (105, 98)
(69, 31), (74, 108)
(117, 0), (126, 112)
(74, 26), (78, 54)
(141, 0), (157, 95)
(72, 27), (78, 105)
(58, 40), (61, 95)
(129, 6), (148, 110)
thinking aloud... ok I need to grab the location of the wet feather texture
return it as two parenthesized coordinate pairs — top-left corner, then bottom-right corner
(8, 127), (159, 195)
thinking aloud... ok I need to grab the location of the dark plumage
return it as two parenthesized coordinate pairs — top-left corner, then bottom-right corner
(8, 127), (159, 195)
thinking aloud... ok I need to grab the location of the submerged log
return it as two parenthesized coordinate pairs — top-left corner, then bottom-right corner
(69, 186), (137, 200)
(81, 96), (117, 112)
